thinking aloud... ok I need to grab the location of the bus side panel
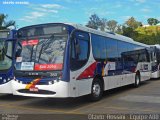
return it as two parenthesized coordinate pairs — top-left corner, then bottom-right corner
(121, 73), (135, 86)
(104, 73), (135, 91)
(104, 75), (121, 90)
(69, 60), (95, 97)
(151, 71), (160, 78)
(136, 62), (151, 81)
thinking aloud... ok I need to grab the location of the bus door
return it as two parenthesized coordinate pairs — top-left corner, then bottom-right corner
(70, 30), (90, 97)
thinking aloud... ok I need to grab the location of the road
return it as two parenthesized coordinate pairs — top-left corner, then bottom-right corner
(0, 79), (160, 120)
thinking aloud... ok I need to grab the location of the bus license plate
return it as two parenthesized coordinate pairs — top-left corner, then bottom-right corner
(29, 87), (39, 92)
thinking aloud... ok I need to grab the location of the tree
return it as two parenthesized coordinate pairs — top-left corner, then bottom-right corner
(147, 18), (160, 26)
(99, 18), (107, 31)
(125, 17), (142, 29)
(86, 14), (108, 31)
(86, 14), (101, 30)
(122, 26), (138, 38)
(0, 14), (15, 30)
(115, 25), (123, 34)
(106, 20), (118, 32)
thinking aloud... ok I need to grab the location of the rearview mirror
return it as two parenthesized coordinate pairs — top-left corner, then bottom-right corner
(16, 49), (22, 58)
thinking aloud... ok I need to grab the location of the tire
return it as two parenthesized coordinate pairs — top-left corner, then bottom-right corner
(90, 79), (103, 101)
(134, 73), (140, 87)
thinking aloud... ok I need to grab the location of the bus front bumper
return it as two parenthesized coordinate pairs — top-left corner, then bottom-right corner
(0, 80), (12, 94)
(11, 80), (69, 98)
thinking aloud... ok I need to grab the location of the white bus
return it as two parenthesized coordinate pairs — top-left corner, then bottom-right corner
(150, 45), (160, 78)
(12, 23), (151, 101)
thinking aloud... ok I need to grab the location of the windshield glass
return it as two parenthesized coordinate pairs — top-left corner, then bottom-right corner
(0, 40), (13, 70)
(15, 24), (68, 71)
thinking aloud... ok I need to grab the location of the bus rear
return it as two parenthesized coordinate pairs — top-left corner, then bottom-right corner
(0, 30), (16, 93)
(12, 23), (71, 97)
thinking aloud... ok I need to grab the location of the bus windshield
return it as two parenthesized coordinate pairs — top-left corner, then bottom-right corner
(15, 24), (68, 71)
(0, 40), (12, 71)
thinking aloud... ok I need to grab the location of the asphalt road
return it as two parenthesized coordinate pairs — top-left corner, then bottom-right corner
(0, 79), (160, 120)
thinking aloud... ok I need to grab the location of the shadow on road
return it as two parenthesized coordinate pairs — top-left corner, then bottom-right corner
(0, 94), (33, 101)
(0, 80), (151, 113)
(150, 78), (160, 81)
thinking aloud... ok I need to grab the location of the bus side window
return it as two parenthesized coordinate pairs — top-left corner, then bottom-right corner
(70, 31), (90, 71)
(138, 53), (146, 62)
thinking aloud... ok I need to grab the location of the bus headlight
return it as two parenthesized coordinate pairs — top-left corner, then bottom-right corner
(48, 81), (54, 85)
(3, 79), (6, 83)
(48, 81), (52, 85)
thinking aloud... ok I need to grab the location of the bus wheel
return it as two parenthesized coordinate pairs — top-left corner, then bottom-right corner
(90, 79), (103, 101)
(134, 73), (140, 87)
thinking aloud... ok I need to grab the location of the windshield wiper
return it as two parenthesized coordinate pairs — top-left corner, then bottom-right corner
(38, 35), (54, 62)
(5, 54), (12, 60)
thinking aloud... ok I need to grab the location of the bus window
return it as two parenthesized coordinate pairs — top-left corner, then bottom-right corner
(92, 35), (106, 59)
(70, 31), (90, 70)
(138, 53), (148, 62)
(0, 40), (12, 70)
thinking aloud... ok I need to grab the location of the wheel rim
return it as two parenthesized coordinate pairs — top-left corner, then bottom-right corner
(136, 76), (140, 85)
(92, 83), (101, 97)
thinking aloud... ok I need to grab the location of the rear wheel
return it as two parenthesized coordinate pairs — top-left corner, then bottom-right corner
(90, 79), (103, 101)
(134, 73), (140, 87)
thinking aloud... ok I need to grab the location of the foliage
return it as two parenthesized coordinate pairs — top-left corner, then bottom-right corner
(86, 14), (160, 45)
(0, 14), (15, 30)
(125, 17), (142, 29)
(86, 14), (119, 32)
(86, 14), (102, 30)
(122, 26), (138, 38)
(106, 20), (118, 32)
(134, 26), (160, 45)
(99, 18), (107, 31)
(116, 25), (123, 34)
(147, 18), (160, 26)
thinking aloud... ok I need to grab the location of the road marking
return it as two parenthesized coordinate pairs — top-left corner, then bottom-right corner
(100, 106), (159, 113)
(0, 103), (85, 114)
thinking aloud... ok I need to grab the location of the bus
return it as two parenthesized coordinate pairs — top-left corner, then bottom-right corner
(150, 45), (160, 78)
(0, 29), (17, 94)
(12, 23), (151, 101)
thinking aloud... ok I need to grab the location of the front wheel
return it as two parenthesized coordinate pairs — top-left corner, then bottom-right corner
(134, 74), (140, 87)
(90, 79), (103, 101)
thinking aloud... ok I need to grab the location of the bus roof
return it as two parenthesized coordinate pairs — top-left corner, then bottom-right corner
(68, 23), (149, 48)
(121, 48), (148, 56)
(150, 44), (160, 49)
(18, 22), (149, 48)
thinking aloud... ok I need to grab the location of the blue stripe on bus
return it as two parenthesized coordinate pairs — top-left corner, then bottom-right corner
(62, 25), (75, 82)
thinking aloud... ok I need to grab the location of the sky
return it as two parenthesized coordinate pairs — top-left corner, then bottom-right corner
(0, 0), (160, 28)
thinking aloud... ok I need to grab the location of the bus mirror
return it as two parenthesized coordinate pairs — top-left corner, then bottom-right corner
(0, 45), (6, 61)
(76, 44), (81, 55)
